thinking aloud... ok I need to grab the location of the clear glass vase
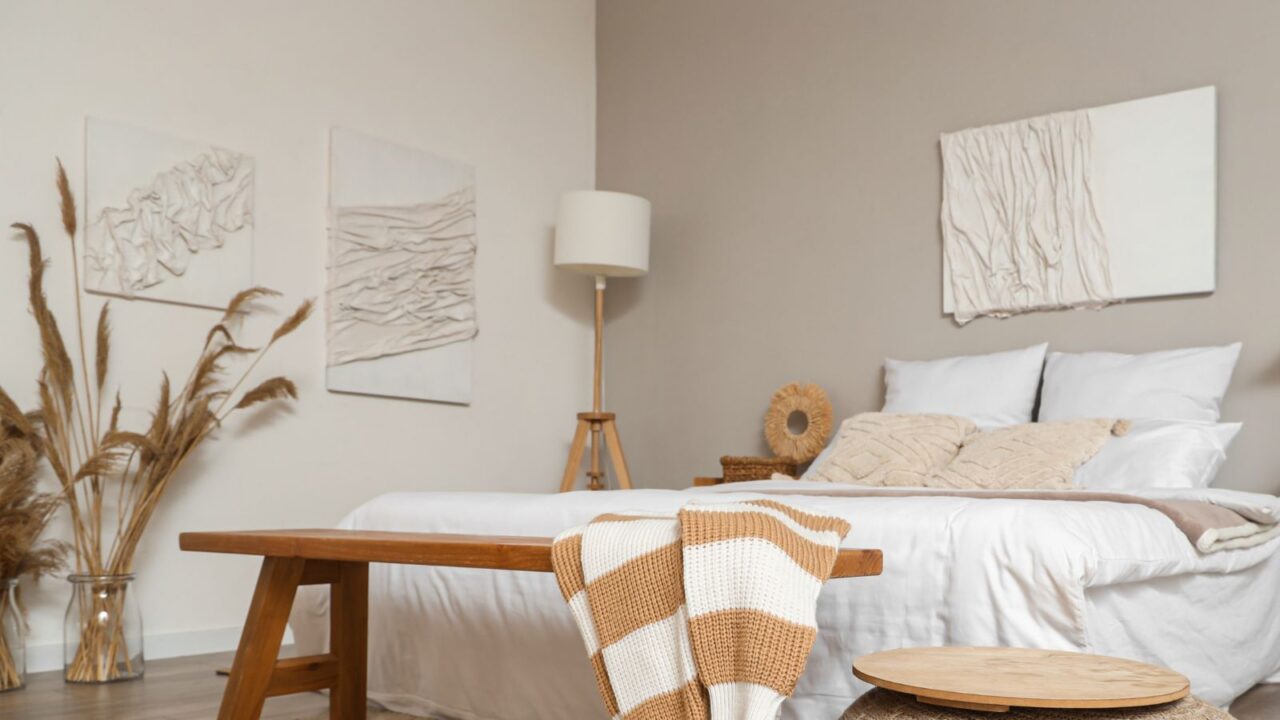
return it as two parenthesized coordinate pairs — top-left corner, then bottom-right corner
(63, 574), (144, 683)
(0, 578), (24, 692)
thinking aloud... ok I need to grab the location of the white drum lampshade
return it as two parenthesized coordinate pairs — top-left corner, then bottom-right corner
(555, 190), (650, 277)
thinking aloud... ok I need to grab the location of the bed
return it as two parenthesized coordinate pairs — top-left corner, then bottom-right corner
(288, 479), (1280, 719)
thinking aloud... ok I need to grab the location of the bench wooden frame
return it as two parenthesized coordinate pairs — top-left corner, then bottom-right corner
(180, 528), (883, 720)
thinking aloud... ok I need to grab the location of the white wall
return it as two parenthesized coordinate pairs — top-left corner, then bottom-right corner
(0, 0), (597, 667)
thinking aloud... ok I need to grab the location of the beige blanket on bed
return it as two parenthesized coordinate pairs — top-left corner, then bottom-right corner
(769, 477), (1280, 553)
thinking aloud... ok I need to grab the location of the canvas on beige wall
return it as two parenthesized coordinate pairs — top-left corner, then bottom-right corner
(941, 86), (1217, 324)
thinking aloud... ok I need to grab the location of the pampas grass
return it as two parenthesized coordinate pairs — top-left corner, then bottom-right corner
(0, 410), (66, 690)
(5, 160), (312, 683)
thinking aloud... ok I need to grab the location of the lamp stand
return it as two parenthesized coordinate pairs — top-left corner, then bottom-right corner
(560, 275), (633, 492)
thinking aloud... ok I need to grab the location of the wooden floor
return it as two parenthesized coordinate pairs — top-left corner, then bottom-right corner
(0, 650), (1274, 719)
(0, 650), (416, 720)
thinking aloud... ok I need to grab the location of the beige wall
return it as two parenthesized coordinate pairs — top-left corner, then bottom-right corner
(597, 0), (1280, 493)
(0, 0), (595, 668)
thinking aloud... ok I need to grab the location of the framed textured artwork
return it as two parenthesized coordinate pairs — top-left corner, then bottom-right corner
(940, 86), (1216, 324)
(84, 118), (255, 309)
(325, 128), (478, 404)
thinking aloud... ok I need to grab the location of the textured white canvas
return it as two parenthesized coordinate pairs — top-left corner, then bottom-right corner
(942, 86), (1217, 320)
(84, 118), (254, 309)
(325, 128), (477, 404)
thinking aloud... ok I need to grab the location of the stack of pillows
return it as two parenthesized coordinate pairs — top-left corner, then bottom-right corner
(802, 342), (1243, 491)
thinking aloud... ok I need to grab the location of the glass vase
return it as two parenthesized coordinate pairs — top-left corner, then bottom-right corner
(63, 574), (144, 683)
(0, 578), (24, 692)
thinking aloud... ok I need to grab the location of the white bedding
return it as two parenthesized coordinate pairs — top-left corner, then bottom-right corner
(289, 480), (1280, 718)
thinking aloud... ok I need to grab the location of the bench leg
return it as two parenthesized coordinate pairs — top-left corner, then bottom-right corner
(330, 562), (368, 720)
(219, 556), (306, 720)
(216, 558), (371, 720)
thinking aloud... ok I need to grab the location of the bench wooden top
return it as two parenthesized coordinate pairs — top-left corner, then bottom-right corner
(179, 529), (883, 578)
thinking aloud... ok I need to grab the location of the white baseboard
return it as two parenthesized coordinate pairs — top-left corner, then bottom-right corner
(26, 625), (293, 674)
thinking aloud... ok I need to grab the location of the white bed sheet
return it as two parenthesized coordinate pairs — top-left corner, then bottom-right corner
(289, 481), (1280, 719)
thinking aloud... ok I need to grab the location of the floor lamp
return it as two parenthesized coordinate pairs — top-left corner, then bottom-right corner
(554, 190), (651, 491)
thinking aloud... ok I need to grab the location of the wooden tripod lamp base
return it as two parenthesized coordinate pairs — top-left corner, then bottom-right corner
(560, 412), (632, 492)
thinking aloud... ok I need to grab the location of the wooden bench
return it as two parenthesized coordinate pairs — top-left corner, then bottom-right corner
(181, 529), (883, 720)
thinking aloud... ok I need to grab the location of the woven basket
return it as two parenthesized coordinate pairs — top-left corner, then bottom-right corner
(720, 455), (799, 483)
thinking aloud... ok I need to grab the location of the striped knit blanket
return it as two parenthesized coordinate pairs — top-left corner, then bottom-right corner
(551, 500), (851, 720)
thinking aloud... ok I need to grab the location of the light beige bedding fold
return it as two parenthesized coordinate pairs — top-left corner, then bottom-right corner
(767, 479), (1280, 553)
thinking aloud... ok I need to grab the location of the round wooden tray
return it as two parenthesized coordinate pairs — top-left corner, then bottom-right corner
(853, 647), (1190, 713)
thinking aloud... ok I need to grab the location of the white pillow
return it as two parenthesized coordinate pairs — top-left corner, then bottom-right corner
(1074, 419), (1241, 490)
(1039, 343), (1242, 423)
(882, 344), (1048, 428)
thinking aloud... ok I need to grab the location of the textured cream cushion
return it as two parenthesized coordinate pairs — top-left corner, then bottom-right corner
(808, 413), (977, 487)
(928, 419), (1126, 491)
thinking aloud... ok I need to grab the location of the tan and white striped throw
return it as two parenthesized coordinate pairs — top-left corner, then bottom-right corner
(551, 500), (851, 720)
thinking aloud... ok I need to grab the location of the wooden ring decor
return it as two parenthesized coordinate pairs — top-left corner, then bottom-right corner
(764, 383), (833, 462)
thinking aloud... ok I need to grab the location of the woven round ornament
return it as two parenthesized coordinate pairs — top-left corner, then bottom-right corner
(763, 383), (833, 462)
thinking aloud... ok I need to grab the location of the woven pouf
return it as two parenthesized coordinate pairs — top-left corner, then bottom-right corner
(841, 688), (1235, 720)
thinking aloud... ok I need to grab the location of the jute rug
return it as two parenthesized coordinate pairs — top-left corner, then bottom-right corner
(301, 710), (429, 719)
(842, 688), (1235, 719)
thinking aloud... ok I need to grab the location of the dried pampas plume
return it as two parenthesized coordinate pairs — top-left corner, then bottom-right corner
(55, 158), (76, 238)
(94, 303), (111, 391)
(235, 377), (298, 410)
(271, 298), (314, 343)
(223, 286), (281, 321)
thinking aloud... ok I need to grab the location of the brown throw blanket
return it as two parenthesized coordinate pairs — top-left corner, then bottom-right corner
(551, 500), (851, 720)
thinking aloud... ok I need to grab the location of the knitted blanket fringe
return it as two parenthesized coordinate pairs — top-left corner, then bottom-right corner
(551, 499), (851, 720)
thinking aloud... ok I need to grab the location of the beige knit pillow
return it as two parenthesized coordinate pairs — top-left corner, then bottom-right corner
(808, 412), (977, 487)
(928, 418), (1130, 490)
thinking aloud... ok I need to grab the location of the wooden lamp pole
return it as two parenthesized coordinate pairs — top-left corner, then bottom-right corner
(560, 276), (632, 491)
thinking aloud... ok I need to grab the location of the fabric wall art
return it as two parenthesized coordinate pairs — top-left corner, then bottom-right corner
(940, 86), (1216, 324)
(326, 128), (478, 404)
(84, 118), (255, 309)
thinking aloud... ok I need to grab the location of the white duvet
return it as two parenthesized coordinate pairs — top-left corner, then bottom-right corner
(289, 480), (1280, 719)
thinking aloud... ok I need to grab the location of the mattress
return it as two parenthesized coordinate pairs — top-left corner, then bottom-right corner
(288, 480), (1280, 719)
